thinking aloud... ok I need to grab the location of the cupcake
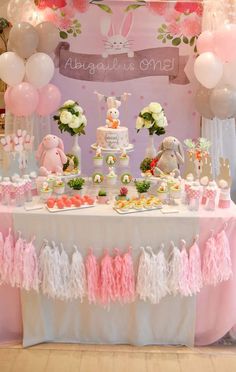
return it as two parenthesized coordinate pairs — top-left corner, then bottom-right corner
(54, 179), (65, 195)
(157, 182), (168, 202)
(119, 149), (129, 167)
(107, 167), (117, 186)
(40, 182), (53, 201)
(170, 183), (181, 199)
(93, 155), (103, 167)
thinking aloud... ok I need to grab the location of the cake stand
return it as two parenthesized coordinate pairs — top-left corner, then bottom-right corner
(91, 143), (134, 153)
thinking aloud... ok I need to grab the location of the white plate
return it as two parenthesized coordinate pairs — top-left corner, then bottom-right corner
(91, 143), (134, 153)
(113, 205), (162, 215)
(46, 204), (95, 213)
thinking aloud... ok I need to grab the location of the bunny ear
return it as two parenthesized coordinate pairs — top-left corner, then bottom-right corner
(120, 12), (133, 37)
(57, 137), (64, 151)
(114, 99), (121, 109)
(107, 97), (114, 109)
(101, 17), (114, 37)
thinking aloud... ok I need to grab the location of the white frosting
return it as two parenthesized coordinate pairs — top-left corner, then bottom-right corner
(96, 126), (129, 150)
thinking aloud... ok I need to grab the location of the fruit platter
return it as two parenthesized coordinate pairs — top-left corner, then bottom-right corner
(114, 195), (162, 214)
(46, 194), (95, 213)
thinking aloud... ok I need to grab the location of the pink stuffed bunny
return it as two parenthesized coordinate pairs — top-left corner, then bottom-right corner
(36, 135), (67, 176)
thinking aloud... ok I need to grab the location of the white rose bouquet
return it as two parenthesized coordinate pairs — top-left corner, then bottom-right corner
(54, 100), (87, 137)
(136, 102), (168, 136)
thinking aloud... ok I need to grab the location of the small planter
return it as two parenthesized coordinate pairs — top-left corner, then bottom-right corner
(97, 195), (109, 204)
(138, 192), (148, 199)
(116, 195), (128, 201)
(93, 157), (103, 167)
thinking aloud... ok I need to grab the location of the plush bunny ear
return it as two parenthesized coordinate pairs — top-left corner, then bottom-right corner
(178, 142), (185, 163)
(101, 17), (114, 37)
(114, 99), (121, 109)
(120, 12), (133, 37)
(36, 141), (44, 160)
(57, 137), (64, 151)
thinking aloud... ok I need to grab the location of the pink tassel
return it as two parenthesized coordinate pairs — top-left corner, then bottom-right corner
(113, 248), (123, 301)
(2, 228), (14, 284)
(22, 237), (39, 291)
(120, 247), (135, 303)
(0, 232), (4, 283)
(100, 249), (115, 306)
(85, 249), (99, 304)
(188, 238), (202, 294)
(215, 229), (232, 282)
(179, 240), (191, 296)
(202, 234), (219, 286)
(12, 232), (25, 288)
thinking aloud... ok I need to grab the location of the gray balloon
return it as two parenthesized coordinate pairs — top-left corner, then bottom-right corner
(36, 22), (59, 55)
(9, 22), (39, 59)
(210, 86), (236, 119)
(195, 86), (214, 119)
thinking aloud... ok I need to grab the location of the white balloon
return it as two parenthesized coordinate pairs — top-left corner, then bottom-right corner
(0, 52), (25, 86)
(223, 61), (236, 88)
(7, 0), (42, 26)
(194, 52), (223, 89)
(25, 53), (55, 89)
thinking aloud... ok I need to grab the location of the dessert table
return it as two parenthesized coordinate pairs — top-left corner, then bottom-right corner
(1, 201), (236, 347)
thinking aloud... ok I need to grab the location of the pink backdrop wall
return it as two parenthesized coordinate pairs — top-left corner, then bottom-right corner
(49, 1), (201, 176)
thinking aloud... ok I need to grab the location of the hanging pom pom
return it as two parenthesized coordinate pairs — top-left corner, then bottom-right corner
(113, 248), (123, 302)
(202, 233), (219, 286)
(59, 244), (70, 301)
(85, 249), (100, 304)
(2, 228), (14, 285)
(69, 246), (86, 302)
(188, 236), (202, 294)
(100, 249), (115, 307)
(179, 240), (191, 296)
(215, 228), (232, 282)
(0, 232), (5, 284)
(136, 247), (152, 301)
(22, 237), (39, 292)
(120, 247), (135, 304)
(168, 241), (182, 296)
(12, 232), (25, 288)
(151, 245), (169, 304)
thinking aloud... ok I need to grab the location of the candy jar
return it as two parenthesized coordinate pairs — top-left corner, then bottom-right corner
(200, 176), (209, 205)
(205, 181), (218, 211)
(23, 174), (33, 203)
(188, 181), (202, 211)
(1, 177), (12, 206)
(182, 174), (194, 205)
(218, 180), (231, 209)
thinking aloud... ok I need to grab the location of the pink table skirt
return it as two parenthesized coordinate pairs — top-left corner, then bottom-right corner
(0, 209), (236, 346)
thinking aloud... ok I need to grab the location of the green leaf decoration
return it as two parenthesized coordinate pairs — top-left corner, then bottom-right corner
(67, 29), (73, 34)
(161, 24), (167, 29)
(194, 45), (197, 53)
(162, 38), (166, 44)
(125, 4), (142, 12)
(167, 34), (173, 40)
(190, 36), (196, 46)
(158, 27), (165, 33)
(60, 31), (68, 39)
(157, 34), (164, 40)
(96, 3), (112, 13)
(183, 36), (189, 44)
(172, 37), (181, 46)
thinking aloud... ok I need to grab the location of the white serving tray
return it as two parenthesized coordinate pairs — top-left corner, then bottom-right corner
(113, 205), (162, 215)
(46, 204), (95, 213)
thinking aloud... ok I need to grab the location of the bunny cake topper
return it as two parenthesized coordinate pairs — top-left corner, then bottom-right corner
(101, 13), (134, 58)
(106, 96), (121, 129)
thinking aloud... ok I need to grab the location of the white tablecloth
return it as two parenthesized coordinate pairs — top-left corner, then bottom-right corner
(12, 203), (236, 347)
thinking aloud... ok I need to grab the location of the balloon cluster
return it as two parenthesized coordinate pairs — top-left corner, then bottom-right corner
(194, 24), (236, 120)
(0, 21), (61, 118)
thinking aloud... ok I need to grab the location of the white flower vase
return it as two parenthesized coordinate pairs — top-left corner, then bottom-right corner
(71, 134), (81, 173)
(145, 135), (157, 159)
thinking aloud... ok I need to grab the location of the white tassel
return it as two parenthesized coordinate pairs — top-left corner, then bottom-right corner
(59, 244), (70, 301)
(168, 241), (182, 296)
(69, 246), (86, 302)
(39, 241), (58, 298)
(136, 247), (152, 301)
(188, 237), (202, 294)
(22, 237), (39, 292)
(151, 246), (169, 303)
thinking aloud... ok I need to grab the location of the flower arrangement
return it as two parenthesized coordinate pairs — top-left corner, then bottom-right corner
(136, 102), (168, 136)
(134, 179), (151, 194)
(116, 187), (129, 201)
(54, 100), (87, 136)
(184, 137), (211, 161)
(67, 177), (85, 190)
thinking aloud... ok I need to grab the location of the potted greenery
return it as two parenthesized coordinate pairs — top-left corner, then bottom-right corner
(116, 187), (129, 201)
(134, 179), (151, 198)
(67, 177), (85, 194)
(97, 189), (109, 204)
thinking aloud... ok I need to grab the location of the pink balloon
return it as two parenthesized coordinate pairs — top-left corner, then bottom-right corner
(36, 84), (61, 117)
(4, 87), (12, 109)
(214, 24), (236, 62)
(197, 31), (214, 54)
(9, 82), (39, 117)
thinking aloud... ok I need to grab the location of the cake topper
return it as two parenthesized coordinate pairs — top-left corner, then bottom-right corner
(106, 96), (121, 129)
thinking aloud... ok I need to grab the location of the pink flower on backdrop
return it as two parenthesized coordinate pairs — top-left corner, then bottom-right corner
(62, 4), (75, 18)
(148, 1), (170, 16)
(36, 0), (67, 9)
(44, 9), (61, 24)
(167, 22), (181, 36)
(58, 17), (73, 30)
(175, 1), (200, 14)
(181, 16), (201, 38)
(72, 0), (90, 13)
(164, 9), (180, 23)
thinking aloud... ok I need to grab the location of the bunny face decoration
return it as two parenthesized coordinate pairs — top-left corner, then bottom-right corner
(101, 13), (134, 58)
(154, 136), (185, 177)
(36, 135), (67, 176)
(106, 96), (121, 129)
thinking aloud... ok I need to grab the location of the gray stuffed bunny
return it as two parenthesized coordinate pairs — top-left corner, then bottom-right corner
(154, 136), (185, 177)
